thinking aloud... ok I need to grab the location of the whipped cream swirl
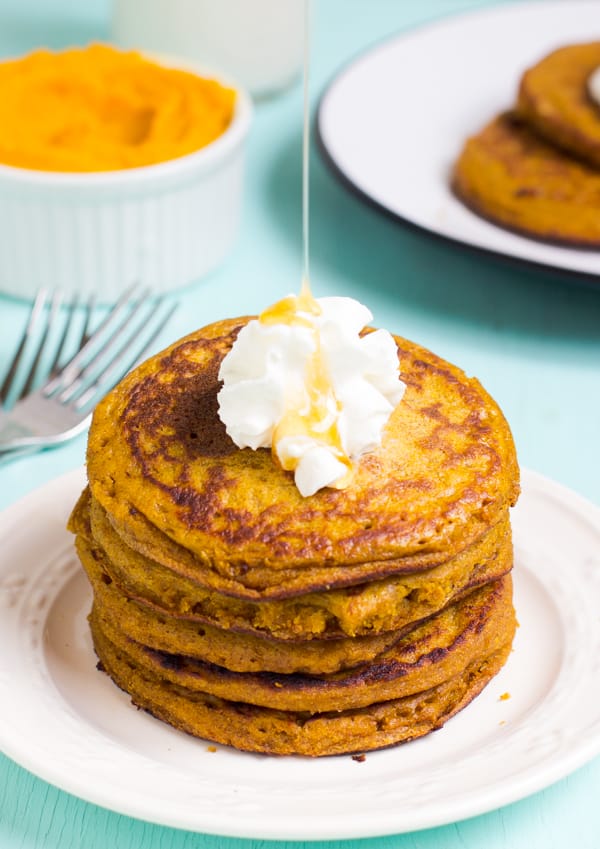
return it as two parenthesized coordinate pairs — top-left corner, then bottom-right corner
(217, 296), (405, 497)
(588, 66), (600, 106)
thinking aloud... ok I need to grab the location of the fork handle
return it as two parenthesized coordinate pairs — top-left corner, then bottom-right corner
(0, 418), (34, 447)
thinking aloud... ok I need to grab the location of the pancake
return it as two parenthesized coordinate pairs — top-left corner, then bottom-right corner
(91, 610), (513, 757)
(453, 111), (600, 247)
(76, 519), (512, 674)
(72, 315), (519, 756)
(86, 318), (519, 593)
(76, 490), (513, 640)
(517, 42), (600, 169)
(76, 533), (405, 675)
(90, 575), (514, 713)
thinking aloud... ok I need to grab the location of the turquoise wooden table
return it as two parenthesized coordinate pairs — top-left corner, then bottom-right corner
(1, 0), (599, 846)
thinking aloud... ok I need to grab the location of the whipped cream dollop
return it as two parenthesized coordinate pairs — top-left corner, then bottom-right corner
(217, 294), (405, 497)
(588, 66), (600, 106)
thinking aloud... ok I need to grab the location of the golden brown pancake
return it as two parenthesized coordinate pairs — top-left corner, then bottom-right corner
(86, 318), (519, 593)
(73, 490), (512, 640)
(91, 575), (514, 713)
(453, 111), (600, 246)
(517, 42), (600, 169)
(71, 316), (519, 756)
(76, 533), (406, 675)
(91, 610), (513, 757)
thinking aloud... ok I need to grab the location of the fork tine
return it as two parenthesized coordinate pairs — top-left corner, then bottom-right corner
(56, 288), (152, 403)
(0, 287), (177, 455)
(47, 292), (97, 378)
(0, 289), (48, 404)
(80, 293), (96, 345)
(73, 299), (178, 411)
(48, 293), (80, 376)
(19, 290), (63, 399)
(43, 282), (141, 395)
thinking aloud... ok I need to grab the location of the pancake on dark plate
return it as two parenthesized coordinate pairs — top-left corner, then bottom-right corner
(517, 42), (600, 169)
(453, 111), (600, 247)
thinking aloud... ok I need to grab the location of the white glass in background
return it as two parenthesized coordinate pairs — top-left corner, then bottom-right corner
(112, 0), (305, 97)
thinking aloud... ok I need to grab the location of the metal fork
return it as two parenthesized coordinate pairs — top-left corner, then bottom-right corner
(0, 285), (177, 454)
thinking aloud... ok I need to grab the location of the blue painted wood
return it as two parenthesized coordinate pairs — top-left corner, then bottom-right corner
(0, 0), (598, 847)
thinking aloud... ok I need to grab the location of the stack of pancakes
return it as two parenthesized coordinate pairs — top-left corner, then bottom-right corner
(69, 317), (519, 756)
(453, 42), (600, 246)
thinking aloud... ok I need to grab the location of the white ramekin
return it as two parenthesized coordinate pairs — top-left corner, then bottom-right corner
(0, 57), (252, 302)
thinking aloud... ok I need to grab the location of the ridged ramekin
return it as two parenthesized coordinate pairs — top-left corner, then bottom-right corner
(0, 58), (252, 301)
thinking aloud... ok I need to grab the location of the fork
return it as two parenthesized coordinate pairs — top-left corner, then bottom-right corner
(0, 285), (177, 454)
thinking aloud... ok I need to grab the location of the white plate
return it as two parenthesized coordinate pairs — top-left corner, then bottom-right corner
(0, 467), (600, 840)
(318, 1), (600, 280)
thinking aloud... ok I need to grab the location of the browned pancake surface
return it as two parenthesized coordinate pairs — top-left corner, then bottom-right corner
(90, 575), (515, 713)
(517, 42), (600, 169)
(73, 317), (519, 757)
(453, 111), (600, 246)
(91, 613), (513, 757)
(76, 532), (405, 675)
(73, 489), (512, 639)
(86, 318), (519, 593)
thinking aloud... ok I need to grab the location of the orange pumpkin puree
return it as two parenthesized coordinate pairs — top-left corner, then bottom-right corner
(0, 44), (236, 172)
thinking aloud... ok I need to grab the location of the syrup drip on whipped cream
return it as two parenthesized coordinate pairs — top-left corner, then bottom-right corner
(259, 277), (320, 328)
(260, 282), (353, 489)
(217, 0), (404, 497)
(258, 1), (352, 488)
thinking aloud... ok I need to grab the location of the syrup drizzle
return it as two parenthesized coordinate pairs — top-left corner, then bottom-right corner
(301, 0), (311, 290)
(259, 0), (352, 489)
(260, 0), (318, 327)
